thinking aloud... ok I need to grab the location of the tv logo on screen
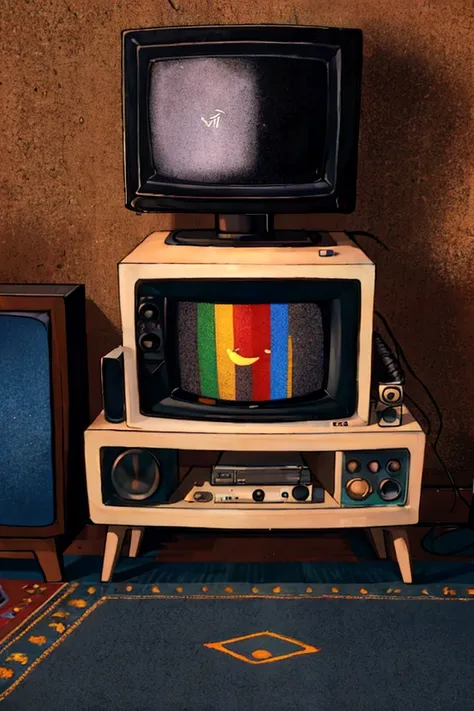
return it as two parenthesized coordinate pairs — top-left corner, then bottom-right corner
(201, 109), (225, 128)
(333, 421), (349, 427)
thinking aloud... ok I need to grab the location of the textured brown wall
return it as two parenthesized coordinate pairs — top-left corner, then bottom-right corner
(1, 1), (473, 490)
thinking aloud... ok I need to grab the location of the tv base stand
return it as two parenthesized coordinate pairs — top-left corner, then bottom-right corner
(166, 213), (334, 248)
(100, 524), (413, 584)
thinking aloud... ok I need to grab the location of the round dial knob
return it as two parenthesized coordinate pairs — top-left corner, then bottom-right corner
(193, 491), (213, 503)
(387, 459), (401, 473)
(252, 489), (265, 502)
(381, 407), (397, 423)
(138, 301), (160, 321)
(381, 386), (402, 404)
(111, 449), (160, 501)
(292, 485), (310, 501)
(346, 478), (372, 501)
(138, 331), (162, 352)
(378, 479), (402, 501)
(346, 459), (361, 474)
(368, 460), (381, 473)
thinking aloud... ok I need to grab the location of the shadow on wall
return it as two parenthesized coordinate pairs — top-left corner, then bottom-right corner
(358, 30), (474, 484)
(175, 31), (473, 486)
(0, 221), (65, 284)
(0, 227), (121, 425)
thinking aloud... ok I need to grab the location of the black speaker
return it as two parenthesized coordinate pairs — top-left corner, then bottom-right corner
(102, 346), (126, 423)
(375, 403), (403, 428)
(372, 332), (404, 427)
(100, 447), (179, 506)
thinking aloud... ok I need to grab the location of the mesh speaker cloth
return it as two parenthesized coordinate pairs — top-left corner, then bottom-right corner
(0, 313), (55, 527)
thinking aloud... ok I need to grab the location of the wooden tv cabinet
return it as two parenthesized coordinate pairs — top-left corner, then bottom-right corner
(85, 409), (425, 584)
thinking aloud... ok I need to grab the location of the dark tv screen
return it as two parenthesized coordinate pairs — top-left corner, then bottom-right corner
(148, 56), (328, 186)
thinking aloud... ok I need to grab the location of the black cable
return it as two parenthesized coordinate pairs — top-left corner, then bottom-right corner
(376, 336), (462, 511)
(403, 391), (459, 511)
(432, 450), (471, 510)
(373, 332), (405, 384)
(373, 311), (473, 556)
(377, 318), (402, 364)
(345, 230), (390, 251)
(403, 393), (432, 436)
(376, 311), (446, 448)
(420, 525), (474, 557)
(375, 310), (471, 510)
(375, 311), (443, 439)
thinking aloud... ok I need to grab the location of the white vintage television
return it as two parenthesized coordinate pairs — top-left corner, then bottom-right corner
(117, 231), (375, 434)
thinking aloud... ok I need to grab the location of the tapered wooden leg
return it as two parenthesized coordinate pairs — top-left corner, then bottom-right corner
(388, 527), (413, 584)
(34, 538), (63, 582)
(129, 527), (145, 558)
(366, 527), (387, 559)
(102, 526), (127, 582)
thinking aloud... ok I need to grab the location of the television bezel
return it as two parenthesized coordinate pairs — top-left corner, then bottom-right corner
(122, 24), (363, 214)
(0, 285), (89, 540)
(134, 278), (360, 422)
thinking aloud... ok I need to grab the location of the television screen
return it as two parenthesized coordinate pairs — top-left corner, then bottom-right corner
(177, 302), (325, 402)
(148, 56), (328, 186)
(123, 25), (363, 214)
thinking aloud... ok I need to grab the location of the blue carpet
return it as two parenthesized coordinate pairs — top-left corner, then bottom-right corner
(2, 552), (474, 585)
(1, 582), (474, 710)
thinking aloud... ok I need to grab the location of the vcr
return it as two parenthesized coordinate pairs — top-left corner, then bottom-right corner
(211, 452), (311, 486)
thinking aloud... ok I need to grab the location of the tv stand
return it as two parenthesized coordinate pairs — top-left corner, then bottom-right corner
(166, 214), (334, 248)
(101, 523), (412, 585)
(84, 409), (424, 585)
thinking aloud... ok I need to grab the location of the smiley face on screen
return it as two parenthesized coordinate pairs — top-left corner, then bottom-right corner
(226, 348), (271, 366)
(177, 300), (324, 402)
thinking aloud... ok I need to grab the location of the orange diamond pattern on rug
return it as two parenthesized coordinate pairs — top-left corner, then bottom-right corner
(204, 631), (320, 665)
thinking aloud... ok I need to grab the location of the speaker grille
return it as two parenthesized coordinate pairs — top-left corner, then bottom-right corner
(100, 447), (178, 507)
(0, 313), (55, 526)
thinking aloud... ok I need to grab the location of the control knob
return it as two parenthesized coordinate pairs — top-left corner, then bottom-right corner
(252, 489), (265, 502)
(292, 485), (310, 501)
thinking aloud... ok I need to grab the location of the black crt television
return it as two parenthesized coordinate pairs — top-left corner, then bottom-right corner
(122, 24), (363, 243)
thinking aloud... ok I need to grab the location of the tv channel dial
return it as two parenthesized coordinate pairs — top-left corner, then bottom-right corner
(378, 478), (402, 501)
(342, 449), (409, 507)
(193, 491), (213, 503)
(138, 330), (162, 352)
(345, 478), (372, 501)
(138, 300), (160, 322)
(292, 485), (310, 501)
(380, 385), (403, 405)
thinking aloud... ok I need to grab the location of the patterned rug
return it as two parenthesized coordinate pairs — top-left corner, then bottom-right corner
(1, 581), (474, 710)
(0, 581), (64, 644)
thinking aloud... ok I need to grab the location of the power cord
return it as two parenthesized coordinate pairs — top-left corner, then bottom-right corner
(345, 230), (390, 252)
(343, 234), (472, 553)
(374, 311), (473, 557)
(403, 393), (432, 436)
(419, 525), (474, 557)
(375, 310), (470, 508)
(373, 332), (405, 384)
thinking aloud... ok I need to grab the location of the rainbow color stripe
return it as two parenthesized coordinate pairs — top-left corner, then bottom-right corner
(178, 302), (324, 402)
